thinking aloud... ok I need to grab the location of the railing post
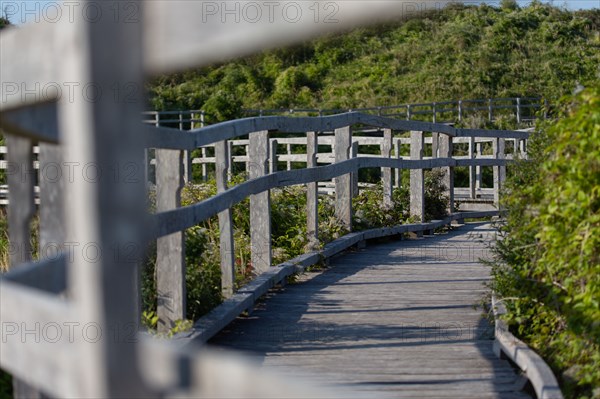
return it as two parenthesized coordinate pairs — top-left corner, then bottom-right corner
(6, 135), (35, 266)
(351, 141), (359, 197)
(516, 97), (521, 125)
(335, 126), (353, 231)
(5, 135), (39, 398)
(493, 137), (506, 207)
(201, 147), (207, 181)
(381, 129), (393, 209)
(432, 102), (437, 123)
(476, 142), (482, 191)
(469, 136), (476, 199)
(458, 100), (463, 122)
(181, 114), (193, 183)
(249, 130), (272, 274)
(227, 140), (234, 180)
(269, 139), (278, 174)
(394, 139), (401, 188)
(488, 98), (493, 122)
(215, 140), (235, 298)
(406, 104), (412, 121)
(439, 134), (454, 213)
(156, 149), (186, 332)
(431, 132), (439, 158)
(286, 143), (292, 171)
(306, 131), (319, 249)
(410, 131), (424, 222)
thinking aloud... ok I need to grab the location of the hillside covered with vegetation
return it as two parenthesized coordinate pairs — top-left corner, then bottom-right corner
(148, 1), (600, 121)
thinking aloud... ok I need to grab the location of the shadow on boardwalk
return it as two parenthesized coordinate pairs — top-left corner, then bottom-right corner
(209, 223), (531, 399)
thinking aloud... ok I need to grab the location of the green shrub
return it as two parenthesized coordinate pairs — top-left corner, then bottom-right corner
(491, 85), (600, 399)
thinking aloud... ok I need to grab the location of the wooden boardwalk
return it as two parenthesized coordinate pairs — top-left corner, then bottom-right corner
(209, 223), (531, 398)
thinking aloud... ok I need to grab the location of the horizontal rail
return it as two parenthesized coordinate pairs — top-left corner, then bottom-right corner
(152, 156), (513, 238)
(145, 112), (527, 150)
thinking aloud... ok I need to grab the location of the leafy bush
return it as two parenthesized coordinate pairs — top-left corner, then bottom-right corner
(491, 85), (600, 399)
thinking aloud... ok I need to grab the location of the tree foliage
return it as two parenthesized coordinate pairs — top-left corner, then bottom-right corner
(148, 3), (600, 121)
(491, 85), (600, 399)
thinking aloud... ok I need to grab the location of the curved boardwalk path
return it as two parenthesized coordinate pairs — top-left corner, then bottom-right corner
(209, 223), (530, 398)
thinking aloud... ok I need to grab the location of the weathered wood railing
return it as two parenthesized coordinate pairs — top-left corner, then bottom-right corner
(0, 1), (538, 397)
(145, 112), (529, 338)
(245, 96), (546, 124)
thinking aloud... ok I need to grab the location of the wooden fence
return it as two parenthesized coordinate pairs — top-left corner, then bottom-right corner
(244, 96), (546, 124)
(0, 1), (532, 397)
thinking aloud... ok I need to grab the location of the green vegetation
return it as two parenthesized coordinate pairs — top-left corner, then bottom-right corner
(148, 2), (600, 121)
(490, 85), (600, 399)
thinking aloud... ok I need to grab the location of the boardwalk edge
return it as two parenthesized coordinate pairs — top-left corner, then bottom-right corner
(491, 294), (564, 399)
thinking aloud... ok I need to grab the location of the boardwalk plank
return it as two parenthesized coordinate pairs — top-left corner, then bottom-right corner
(209, 223), (531, 398)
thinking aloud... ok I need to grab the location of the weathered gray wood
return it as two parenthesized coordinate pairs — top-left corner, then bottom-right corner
(152, 156), (512, 238)
(249, 131), (272, 274)
(306, 131), (319, 249)
(0, 103), (59, 144)
(143, 112), (529, 152)
(209, 223), (530, 398)
(410, 131), (424, 222)
(216, 140), (235, 298)
(6, 134), (35, 266)
(59, 4), (149, 395)
(431, 132), (439, 158)
(3, 133), (42, 399)
(156, 149), (186, 332)
(335, 126), (353, 231)
(0, 22), (63, 111)
(493, 138), (506, 207)
(469, 136), (476, 199)
(439, 134), (455, 213)
(492, 297), (563, 399)
(2, 254), (66, 294)
(351, 141), (359, 197)
(476, 142), (482, 191)
(269, 139), (278, 174)
(0, 279), (79, 397)
(381, 129), (393, 209)
(144, 2), (447, 75)
(394, 139), (402, 188)
(39, 143), (65, 264)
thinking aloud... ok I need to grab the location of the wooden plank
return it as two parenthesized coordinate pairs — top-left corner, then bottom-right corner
(249, 131), (272, 274)
(58, 2), (149, 395)
(351, 141), (359, 197)
(208, 223), (529, 398)
(144, 112), (527, 151)
(410, 131), (424, 222)
(39, 143), (66, 273)
(306, 131), (319, 249)
(469, 136), (476, 199)
(2, 254), (66, 294)
(0, 22), (65, 111)
(493, 138), (506, 207)
(0, 280), (79, 397)
(381, 129), (393, 209)
(0, 103), (60, 144)
(144, 1), (444, 75)
(216, 140), (235, 298)
(6, 134), (35, 266)
(439, 134), (455, 213)
(152, 157), (510, 238)
(334, 126), (352, 231)
(156, 149), (186, 332)
(492, 297), (563, 399)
